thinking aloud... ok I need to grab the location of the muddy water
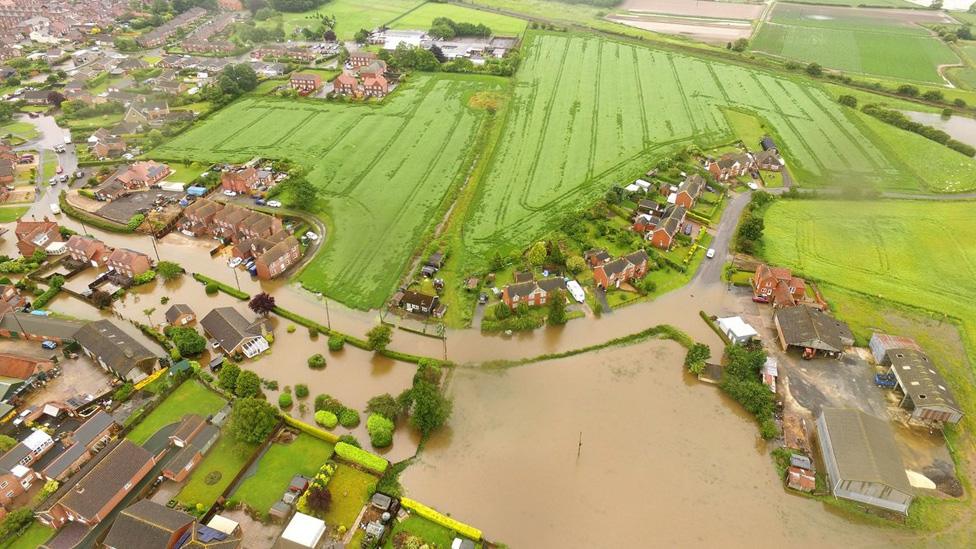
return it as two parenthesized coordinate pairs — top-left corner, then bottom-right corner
(403, 340), (906, 548)
(905, 111), (976, 148)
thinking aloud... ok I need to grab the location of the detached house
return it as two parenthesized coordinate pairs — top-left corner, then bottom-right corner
(74, 320), (160, 383)
(92, 134), (125, 159)
(501, 277), (566, 309)
(106, 247), (152, 277)
(200, 307), (272, 358)
(290, 72), (321, 93)
(66, 235), (109, 267)
(254, 235), (300, 280)
(14, 219), (62, 258)
(348, 50), (378, 68)
(0, 429), (54, 510)
(644, 205), (687, 250)
(706, 153), (751, 182)
(391, 290), (443, 317)
(752, 263), (806, 308)
(753, 149), (783, 172)
(39, 439), (158, 528)
(673, 174), (705, 210)
(593, 250), (650, 289)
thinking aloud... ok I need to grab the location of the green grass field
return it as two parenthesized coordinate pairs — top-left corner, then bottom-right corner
(2, 521), (54, 549)
(948, 43), (976, 90)
(126, 381), (226, 445)
(176, 428), (257, 508)
(259, 0), (423, 40)
(763, 199), (976, 359)
(779, 0), (916, 6)
(0, 121), (39, 143)
(752, 3), (960, 84)
(232, 434), (334, 516)
(322, 464), (377, 530)
(453, 32), (906, 271)
(152, 74), (502, 308)
(388, 2), (527, 36)
(0, 206), (29, 222)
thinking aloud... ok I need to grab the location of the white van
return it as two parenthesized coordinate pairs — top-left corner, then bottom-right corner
(50, 203), (61, 215)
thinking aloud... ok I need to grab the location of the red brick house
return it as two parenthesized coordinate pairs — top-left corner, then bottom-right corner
(106, 247), (152, 277)
(706, 153), (750, 182)
(66, 235), (109, 267)
(14, 219), (62, 257)
(593, 250), (650, 289)
(501, 277), (566, 309)
(752, 263), (806, 307)
(334, 71), (357, 95)
(255, 235), (300, 280)
(290, 72), (322, 93)
(92, 135), (125, 159)
(641, 205), (686, 250)
(221, 167), (259, 194)
(182, 199), (224, 236)
(0, 159), (13, 186)
(362, 73), (389, 97)
(38, 411), (118, 482)
(674, 174), (705, 209)
(583, 248), (611, 267)
(38, 439), (157, 528)
(348, 50), (378, 68)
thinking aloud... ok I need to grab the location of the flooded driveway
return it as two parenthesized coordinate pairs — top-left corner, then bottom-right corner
(403, 340), (906, 548)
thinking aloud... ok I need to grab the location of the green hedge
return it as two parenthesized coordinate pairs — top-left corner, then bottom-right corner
(191, 273), (249, 300)
(400, 497), (482, 541)
(32, 286), (61, 309)
(334, 441), (388, 474)
(281, 414), (339, 444)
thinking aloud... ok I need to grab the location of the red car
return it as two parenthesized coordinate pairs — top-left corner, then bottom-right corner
(56, 165), (63, 174)
(752, 295), (769, 304)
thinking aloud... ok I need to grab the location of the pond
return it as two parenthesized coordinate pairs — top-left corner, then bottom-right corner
(904, 111), (976, 148)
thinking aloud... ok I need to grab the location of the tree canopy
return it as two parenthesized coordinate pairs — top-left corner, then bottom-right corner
(231, 398), (278, 443)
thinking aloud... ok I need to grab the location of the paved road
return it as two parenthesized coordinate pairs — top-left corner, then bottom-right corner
(12, 114), (76, 220)
(692, 190), (750, 285)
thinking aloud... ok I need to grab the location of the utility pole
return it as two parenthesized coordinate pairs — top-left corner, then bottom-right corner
(577, 431), (583, 460)
(149, 235), (160, 262)
(231, 265), (240, 291)
(324, 295), (331, 330)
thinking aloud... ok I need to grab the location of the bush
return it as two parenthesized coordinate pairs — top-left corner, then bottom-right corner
(314, 394), (343, 414)
(837, 95), (857, 108)
(759, 418), (779, 440)
(295, 384), (309, 398)
(307, 353), (326, 369)
(278, 393), (293, 409)
(338, 434), (361, 448)
(327, 334), (345, 351)
(314, 410), (338, 429)
(334, 442), (388, 473)
(366, 393), (401, 421)
(308, 326), (318, 338)
(287, 324), (296, 333)
(367, 413), (394, 447)
(205, 282), (218, 295)
(338, 408), (360, 428)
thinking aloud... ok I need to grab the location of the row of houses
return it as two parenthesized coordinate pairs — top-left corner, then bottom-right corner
(0, 140), (18, 194)
(584, 249), (651, 290)
(182, 199), (301, 280)
(182, 12), (237, 54)
(334, 57), (391, 98)
(66, 234), (153, 277)
(136, 7), (208, 48)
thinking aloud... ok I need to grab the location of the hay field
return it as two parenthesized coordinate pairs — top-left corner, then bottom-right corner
(752, 3), (960, 84)
(389, 2), (527, 35)
(153, 74), (502, 308)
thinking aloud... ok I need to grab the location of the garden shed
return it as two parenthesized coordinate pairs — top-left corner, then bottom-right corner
(716, 316), (758, 345)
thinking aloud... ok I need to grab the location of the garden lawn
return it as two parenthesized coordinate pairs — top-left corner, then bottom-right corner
(63, 112), (123, 129)
(125, 380), (226, 445)
(452, 31), (907, 274)
(751, 3), (960, 84)
(2, 521), (54, 549)
(383, 515), (456, 549)
(762, 199), (976, 368)
(388, 2), (527, 36)
(258, 0), (423, 40)
(0, 121), (39, 142)
(175, 428), (257, 509)
(41, 153), (57, 181)
(232, 434), (335, 516)
(0, 206), (28, 222)
(152, 73), (502, 309)
(164, 163), (210, 184)
(322, 464), (377, 530)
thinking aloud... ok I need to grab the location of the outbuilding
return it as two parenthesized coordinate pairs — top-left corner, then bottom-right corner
(716, 316), (758, 345)
(816, 408), (913, 514)
(277, 512), (326, 549)
(884, 348), (962, 424)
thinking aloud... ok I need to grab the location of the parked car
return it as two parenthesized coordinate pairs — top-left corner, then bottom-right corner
(56, 165), (63, 174)
(267, 200), (282, 208)
(254, 198), (266, 206)
(228, 257), (243, 268)
(706, 248), (715, 259)
(875, 373), (897, 388)
(752, 295), (769, 304)
(747, 182), (759, 191)
(41, 340), (57, 350)
(223, 190), (237, 197)
(305, 231), (318, 241)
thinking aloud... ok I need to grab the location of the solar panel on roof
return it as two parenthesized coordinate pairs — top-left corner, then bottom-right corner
(196, 525), (227, 542)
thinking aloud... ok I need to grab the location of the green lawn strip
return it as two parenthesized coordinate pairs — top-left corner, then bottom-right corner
(165, 163), (210, 184)
(388, 2), (527, 36)
(382, 515), (456, 549)
(176, 428), (258, 509)
(294, 68), (339, 82)
(125, 380), (227, 445)
(322, 464), (378, 530)
(0, 206), (29, 223)
(231, 434), (335, 517)
(0, 121), (40, 142)
(63, 112), (124, 129)
(1, 521), (55, 549)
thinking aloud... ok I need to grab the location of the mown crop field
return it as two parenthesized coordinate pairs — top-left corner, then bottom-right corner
(763, 199), (976, 361)
(751, 3), (960, 84)
(153, 74), (502, 308)
(389, 2), (527, 36)
(455, 32), (905, 269)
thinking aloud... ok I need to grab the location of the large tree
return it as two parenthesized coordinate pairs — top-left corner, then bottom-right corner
(249, 292), (276, 316)
(547, 289), (567, 325)
(156, 260), (183, 281)
(218, 362), (241, 392)
(169, 326), (207, 356)
(234, 370), (261, 398)
(408, 381), (452, 438)
(230, 398), (278, 443)
(366, 324), (392, 351)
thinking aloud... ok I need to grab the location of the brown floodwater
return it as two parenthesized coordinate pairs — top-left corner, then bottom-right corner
(402, 340), (908, 548)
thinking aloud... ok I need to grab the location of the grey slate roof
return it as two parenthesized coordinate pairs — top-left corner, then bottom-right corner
(73, 320), (158, 378)
(0, 313), (84, 340)
(819, 408), (912, 495)
(41, 411), (117, 479)
(57, 439), (154, 520)
(677, 174), (704, 198)
(887, 349), (960, 414)
(200, 307), (267, 353)
(775, 306), (851, 353)
(165, 304), (194, 323)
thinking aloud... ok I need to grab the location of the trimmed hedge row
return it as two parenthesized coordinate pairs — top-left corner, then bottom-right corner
(32, 286), (61, 309)
(334, 441), (388, 474)
(400, 497), (482, 541)
(281, 414), (339, 444)
(191, 273), (249, 300)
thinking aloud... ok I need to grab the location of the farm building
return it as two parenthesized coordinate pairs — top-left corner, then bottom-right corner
(883, 348), (962, 424)
(716, 316), (757, 345)
(773, 306), (852, 356)
(868, 333), (922, 364)
(816, 408), (913, 514)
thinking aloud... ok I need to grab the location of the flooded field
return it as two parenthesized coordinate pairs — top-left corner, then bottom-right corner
(905, 111), (976, 148)
(403, 340), (907, 548)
